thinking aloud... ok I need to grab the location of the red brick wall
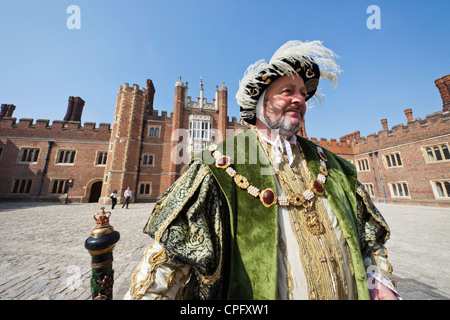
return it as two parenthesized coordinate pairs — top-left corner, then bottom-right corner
(0, 118), (110, 202)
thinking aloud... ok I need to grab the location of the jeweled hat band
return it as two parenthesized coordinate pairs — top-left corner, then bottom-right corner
(236, 40), (341, 126)
(240, 58), (320, 125)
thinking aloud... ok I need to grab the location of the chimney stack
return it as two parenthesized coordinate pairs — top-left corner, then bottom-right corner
(404, 108), (413, 122)
(64, 97), (75, 121)
(71, 97), (85, 122)
(64, 96), (85, 122)
(0, 104), (16, 119)
(146, 79), (156, 113)
(381, 118), (388, 130)
(435, 74), (450, 112)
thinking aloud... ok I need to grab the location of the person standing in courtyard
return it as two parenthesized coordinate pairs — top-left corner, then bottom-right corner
(122, 187), (132, 209)
(110, 189), (118, 209)
(124, 40), (400, 300)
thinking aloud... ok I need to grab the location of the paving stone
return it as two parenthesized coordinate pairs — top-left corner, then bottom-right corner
(0, 201), (448, 300)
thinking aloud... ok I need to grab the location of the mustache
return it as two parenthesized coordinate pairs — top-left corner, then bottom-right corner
(284, 105), (302, 113)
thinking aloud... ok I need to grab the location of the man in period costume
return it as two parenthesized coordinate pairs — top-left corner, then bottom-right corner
(124, 40), (400, 300)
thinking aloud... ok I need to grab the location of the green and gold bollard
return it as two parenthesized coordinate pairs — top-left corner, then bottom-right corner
(85, 207), (120, 300)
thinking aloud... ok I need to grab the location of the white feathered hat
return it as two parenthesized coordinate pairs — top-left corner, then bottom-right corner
(236, 40), (342, 125)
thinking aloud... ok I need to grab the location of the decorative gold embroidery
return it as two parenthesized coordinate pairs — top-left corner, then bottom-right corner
(278, 237), (294, 300)
(151, 166), (211, 242)
(129, 244), (168, 300)
(261, 138), (349, 300)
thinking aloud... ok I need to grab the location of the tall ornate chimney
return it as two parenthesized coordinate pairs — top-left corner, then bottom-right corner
(381, 118), (388, 130)
(146, 79), (156, 113)
(435, 74), (450, 112)
(64, 96), (85, 122)
(404, 108), (413, 122)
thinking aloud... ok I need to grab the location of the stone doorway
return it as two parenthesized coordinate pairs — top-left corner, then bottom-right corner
(89, 181), (102, 202)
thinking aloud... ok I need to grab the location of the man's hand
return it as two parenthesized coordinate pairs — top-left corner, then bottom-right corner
(368, 277), (398, 300)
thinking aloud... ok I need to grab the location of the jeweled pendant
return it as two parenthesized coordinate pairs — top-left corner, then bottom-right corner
(312, 180), (324, 195)
(215, 156), (231, 169)
(260, 188), (277, 207)
(305, 211), (323, 236)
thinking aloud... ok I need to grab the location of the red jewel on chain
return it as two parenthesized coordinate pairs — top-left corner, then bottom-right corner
(312, 180), (324, 195)
(260, 188), (277, 207)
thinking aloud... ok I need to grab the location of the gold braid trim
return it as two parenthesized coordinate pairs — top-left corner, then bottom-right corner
(153, 269), (177, 300)
(262, 139), (349, 300)
(278, 236), (294, 300)
(128, 244), (168, 300)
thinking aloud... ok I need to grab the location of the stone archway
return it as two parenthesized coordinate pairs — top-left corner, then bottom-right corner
(88, 181), (103, 203)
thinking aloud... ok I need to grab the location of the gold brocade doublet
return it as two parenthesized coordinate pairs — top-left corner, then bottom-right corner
(260, 138), (355, 299)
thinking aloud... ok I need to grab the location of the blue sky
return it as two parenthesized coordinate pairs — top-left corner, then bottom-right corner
(1, 0), (449, 140)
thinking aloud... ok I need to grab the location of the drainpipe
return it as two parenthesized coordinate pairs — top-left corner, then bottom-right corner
(374, 152), (387, 203)
(368, 152), (381, 203)
(35, 141), (54, 202)
(134, 119), (147, 202)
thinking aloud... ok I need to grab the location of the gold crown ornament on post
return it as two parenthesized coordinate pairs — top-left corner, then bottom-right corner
(85, 207), (120, 300)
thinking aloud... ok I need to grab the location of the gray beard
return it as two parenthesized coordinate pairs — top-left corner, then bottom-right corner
(263, 110), (303, 137)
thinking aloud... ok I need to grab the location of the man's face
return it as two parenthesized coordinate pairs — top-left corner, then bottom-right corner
(262, 74), (307, 137)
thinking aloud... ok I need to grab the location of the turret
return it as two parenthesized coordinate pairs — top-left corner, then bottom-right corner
(100, 82), (146, 204)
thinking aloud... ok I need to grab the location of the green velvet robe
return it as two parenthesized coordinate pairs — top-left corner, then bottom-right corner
(144, 129), (391, 300)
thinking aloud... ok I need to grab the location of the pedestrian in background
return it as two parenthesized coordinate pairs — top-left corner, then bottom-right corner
(122, 187), (132, 209)
(110, 190), (118, 209)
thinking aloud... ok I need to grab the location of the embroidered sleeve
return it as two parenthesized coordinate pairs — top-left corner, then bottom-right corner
(139, 159), (229, 299)
(356, 181), (396, 286)
(123, 241), (191, 300)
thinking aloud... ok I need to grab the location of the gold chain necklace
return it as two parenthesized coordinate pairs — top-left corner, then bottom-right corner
(209, 129), (329, 222)
(209, 129), (349, 298)
(256, 133), (327, 237)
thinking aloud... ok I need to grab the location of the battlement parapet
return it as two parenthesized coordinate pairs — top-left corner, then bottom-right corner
(147, 109), (173, 121)
(227, 116), (242, 127)
(186, 95), (217, 110)
(308, 137), (357, 155)
(355, 110), (449, 153)
(0, 117), (111, 141)
(119, 83), (145, 96)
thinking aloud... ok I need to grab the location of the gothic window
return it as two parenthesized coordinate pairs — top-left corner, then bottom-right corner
(19, 148), (40, 163)
(423, 143), (450, 163)
(11, 179), (32, 194)
(384, 152), (403, 168)
(51, 179), (69, 194)
(149, 126), (160, 138)
(189, 115), (213, 152)
(142, 154), (154, 166)
(431, 180), (450, 199)
(139, 183), (151, 195)
(57, 150), (76, 164)
(96, 152), (108, 165)
(389, 182), (410, 198)
(357, 158), (370, 172)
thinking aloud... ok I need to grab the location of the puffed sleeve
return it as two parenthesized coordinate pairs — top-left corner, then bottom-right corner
(124, 159), (229, 300)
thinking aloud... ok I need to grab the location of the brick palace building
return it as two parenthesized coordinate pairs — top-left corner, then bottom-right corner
(0, 74), (449, 207)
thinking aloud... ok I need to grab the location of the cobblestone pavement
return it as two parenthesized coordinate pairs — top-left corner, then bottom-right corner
(0, 201), (448, 300)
